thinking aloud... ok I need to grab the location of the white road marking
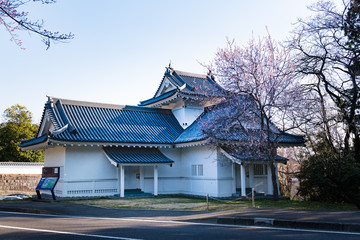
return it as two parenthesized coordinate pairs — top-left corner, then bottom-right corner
(1, 210), (360, 236)
(0, 224), (142, 240)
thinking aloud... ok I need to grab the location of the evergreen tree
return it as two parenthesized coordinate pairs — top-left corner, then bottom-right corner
(0, 104), (43, 162)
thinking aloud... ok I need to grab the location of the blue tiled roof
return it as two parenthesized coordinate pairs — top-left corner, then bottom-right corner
(139, 69), (227, 106)
(175, 115), (207, 143)
(139, 89), (178, 106)
(103, 147), (173, 164)
(57, 101), (183, 144)
(176, 96), (252, 143)
(31, 98), (184, 145)
(176, 96), (305, 145)
(22, 94), (304, 148)
(176, 71), (226, 97)
(19, 135), (48, 148)
(222, 147), (288, 162)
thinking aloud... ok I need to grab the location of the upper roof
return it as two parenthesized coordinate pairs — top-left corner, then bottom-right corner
(139, 67), (227, 107)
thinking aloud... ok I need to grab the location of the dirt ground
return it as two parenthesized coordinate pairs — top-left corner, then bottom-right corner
(0, 190), (36, 198)
(65, 197), (249, 211)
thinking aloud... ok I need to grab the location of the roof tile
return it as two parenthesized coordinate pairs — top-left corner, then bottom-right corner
(50, 99), (183, 144)
(103, 147), (173, 164)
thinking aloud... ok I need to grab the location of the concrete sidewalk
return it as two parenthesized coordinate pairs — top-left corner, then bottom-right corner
(0, 200), (359, 233)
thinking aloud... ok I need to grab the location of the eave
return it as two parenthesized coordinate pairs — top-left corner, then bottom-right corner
(103, 147), (174, 167)
(49, 140), (175, 149)
(174, 139), (209, 148)
(20, 140), (51, 151)
(277, 142), (306, 148)
(139, 91), (180, 107)
(220, 148), (288, 164)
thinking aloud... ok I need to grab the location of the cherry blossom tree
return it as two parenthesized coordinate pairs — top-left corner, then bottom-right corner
(205, 34), (303, 200)
(0, 0), (73, 49)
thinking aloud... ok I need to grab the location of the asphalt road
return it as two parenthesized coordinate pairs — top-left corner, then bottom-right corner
(0, 211), (359, 240)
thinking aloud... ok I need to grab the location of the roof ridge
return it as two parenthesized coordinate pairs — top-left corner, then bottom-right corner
(174, 69), (207, 79)
(172, 70), (195, 91)
(48, 96), (173, 114)
(49, 97), (126, 110)
(123, 105), (173, 114)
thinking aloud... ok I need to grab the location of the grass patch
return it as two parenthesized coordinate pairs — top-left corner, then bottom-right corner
(253, 199), (358, 211)
(63, 196), (247, 211)
(62, 196), (358, 211)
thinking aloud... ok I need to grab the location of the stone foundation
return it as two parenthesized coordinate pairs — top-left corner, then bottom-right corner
(0, 174), (41, 192)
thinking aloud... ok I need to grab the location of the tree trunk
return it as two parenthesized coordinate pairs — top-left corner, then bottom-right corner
(333, 179), (360, 210)
(343, 189), (360, 210)
(270, 161), (279, 201)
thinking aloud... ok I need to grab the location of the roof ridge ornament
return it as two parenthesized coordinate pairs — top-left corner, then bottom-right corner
(179, 84), (187, 91)
(166, 61), (173, 74)
(55, 100), (77, 134)
(47, 96), (54, 103)
(50, 124), (69, 136)
(207, 69), (216, 82)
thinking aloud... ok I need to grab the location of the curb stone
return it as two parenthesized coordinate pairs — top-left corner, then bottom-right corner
(0, 207), (54, 215)
(215, 216), (360, 233)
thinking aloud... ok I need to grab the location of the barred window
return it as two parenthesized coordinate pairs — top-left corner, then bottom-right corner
(192, 165), (197, 176)
(198, 164), (203, 176)
(192, 164), (204, 176)
(254, 164), (267, 176)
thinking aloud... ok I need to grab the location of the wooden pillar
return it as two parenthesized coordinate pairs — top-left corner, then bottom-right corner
(267, 163), (273, 195)
(140, 166), (144, 191)
(240, 164), (246, 197)
(154, 165), (158, 196)
(120, 165), (125, 198)
(249, 164), (254, 189)
(232, 162), (236, 195)
(275, 163), (280, 195)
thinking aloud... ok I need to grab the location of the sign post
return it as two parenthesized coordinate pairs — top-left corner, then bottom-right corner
(36, 167), (60, 200)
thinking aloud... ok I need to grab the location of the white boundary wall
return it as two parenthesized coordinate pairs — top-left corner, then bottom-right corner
(0, 162), (43, 174)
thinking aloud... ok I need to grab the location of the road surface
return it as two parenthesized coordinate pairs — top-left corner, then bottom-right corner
(0, 211), (359, 240)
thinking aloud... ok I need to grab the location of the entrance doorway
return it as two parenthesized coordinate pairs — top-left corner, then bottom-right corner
(124, 166), (140, 190)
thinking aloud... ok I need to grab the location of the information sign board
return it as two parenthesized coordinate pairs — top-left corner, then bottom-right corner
(42, 167), (59, 178)
(36, 167), (60, 200)
(36, 177), (58, 190)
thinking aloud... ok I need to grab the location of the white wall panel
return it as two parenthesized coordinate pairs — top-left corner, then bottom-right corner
(65, 146), (116, 180)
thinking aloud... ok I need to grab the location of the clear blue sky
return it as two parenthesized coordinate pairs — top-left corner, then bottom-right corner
(0, 0), (323, 123)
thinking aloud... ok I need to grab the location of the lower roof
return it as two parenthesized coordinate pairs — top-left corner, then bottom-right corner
(221, 147), (288, 163)
(103, 147), (174, 165)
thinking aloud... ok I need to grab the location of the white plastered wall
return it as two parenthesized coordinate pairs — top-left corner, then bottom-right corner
(216, 150), (236, 197)
(43, 146), (66, 196)
(64, 146), (118, 197)
(217, 150), (273, 196)
(145, 146), (220, 197)
(180, 146), (219, 197)
(43, 144), (272, 198)
(44, 146), (65, 168)
(172, 106), (204, 129)
(142, 148), (182, 194)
